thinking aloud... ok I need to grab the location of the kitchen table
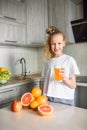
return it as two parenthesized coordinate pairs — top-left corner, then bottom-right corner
(0, 102), (87, 130)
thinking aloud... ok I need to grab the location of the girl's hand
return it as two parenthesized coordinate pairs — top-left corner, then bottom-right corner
(59, 68), (68, 82)
(59, 68), (76, 89)
(59, 68), (65, 79)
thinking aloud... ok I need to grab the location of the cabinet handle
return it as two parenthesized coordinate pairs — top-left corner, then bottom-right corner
(0, 89), (14, 94)
(5, 40), (17, 43)
(4, 16), (16, 21)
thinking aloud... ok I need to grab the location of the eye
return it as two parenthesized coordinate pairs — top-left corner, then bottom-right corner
(58, 42), (61, 45)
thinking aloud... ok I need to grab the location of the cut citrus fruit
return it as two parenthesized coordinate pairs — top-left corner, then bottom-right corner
(30, 100), (39, 109)
(21, 92), (33, 107)
(31, 87), (42, 97)
(36, 95), (48, 105)
(38, 104), (53, 116)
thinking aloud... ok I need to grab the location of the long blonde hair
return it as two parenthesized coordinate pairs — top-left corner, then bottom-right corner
(44, 26), (67, 59)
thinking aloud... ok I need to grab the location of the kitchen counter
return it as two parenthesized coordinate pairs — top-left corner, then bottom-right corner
(0, 73), (43, 90)
(0, 103), (87, 130)
(77, 82), (87, 87)
(0, 73), (43, 108)
(0, 73), (87, 90)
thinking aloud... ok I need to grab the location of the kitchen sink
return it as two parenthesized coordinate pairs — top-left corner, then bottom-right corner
(76, 76), (87, 83)
(11, 73), (41, 81)
(11, 75), (31, 81)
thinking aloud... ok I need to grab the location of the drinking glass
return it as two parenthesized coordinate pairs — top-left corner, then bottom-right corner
(54, 66), (64, 82)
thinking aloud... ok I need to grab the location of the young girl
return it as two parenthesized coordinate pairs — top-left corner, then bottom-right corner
(42, 26), (80, 106)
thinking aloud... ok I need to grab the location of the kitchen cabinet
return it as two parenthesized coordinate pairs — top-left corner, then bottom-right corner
(0, 81), (40, 108)
(48, 0), (66, 35)
(0, 19), (26, 44)
(48, 0), (73, 42)
(39, 80), (44, 93)
(20, 81), (40, 95)
(0, 0), (26, 45)
(48, 0), (83, 43)
(0, 87), (20, 108)
(26, 0), (48, 44)
(74, 86), (80, 107)
(0, 0), (3, 18)
(1, 0), (26, 24)
(65, 0), (83, 43)
(79, 86), (87, 109)
(74, 85), (87, 109)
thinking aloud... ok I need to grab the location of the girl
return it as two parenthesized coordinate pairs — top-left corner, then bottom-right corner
(42, 26), (80, 105)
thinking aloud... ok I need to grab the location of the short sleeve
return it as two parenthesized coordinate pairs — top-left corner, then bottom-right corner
(69, 57), (80, 77)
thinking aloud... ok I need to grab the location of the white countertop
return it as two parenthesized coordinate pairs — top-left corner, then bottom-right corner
(0, 73), (87, 90)
(0, 74), (42, 90)
(0, 103), (87, 130)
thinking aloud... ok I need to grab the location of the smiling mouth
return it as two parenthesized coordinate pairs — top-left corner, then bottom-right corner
(54, 49), (60, 52)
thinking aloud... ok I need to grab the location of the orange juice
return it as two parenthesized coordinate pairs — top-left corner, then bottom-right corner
(54, 68), (63, 81)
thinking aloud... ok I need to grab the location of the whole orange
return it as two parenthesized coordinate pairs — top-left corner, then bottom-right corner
(11, 100), (22, 112)
(31, 87), (42, 97)
(30, 100), (39, 109)
(36, 95), (48, 105)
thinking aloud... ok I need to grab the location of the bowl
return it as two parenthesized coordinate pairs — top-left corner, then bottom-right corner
(0, 80), (8, 84)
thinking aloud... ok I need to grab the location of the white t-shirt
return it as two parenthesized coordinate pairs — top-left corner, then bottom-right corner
(42, 54), (80, 100)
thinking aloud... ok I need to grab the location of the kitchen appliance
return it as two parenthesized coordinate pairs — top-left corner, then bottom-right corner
(71, 0), (87, 43)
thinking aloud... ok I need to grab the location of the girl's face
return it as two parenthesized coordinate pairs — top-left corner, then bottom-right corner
(51, 34), (65, 57)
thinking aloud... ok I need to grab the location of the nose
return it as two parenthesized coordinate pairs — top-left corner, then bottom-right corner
(55, 43), (59, 48)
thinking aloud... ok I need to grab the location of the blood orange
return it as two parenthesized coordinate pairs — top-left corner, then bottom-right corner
(21, 92), (33, 107)
(38, 104), (53, 116)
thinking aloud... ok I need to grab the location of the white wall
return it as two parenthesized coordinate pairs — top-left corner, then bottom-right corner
(38, 48), (44, 73)
(38, 42), (87, 76)
(63, 42), (87, 76)
(0, 42), (87, 77)
(0, 46), (39, 76)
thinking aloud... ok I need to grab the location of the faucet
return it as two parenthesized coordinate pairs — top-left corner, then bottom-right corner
(20, 57), (26, 76)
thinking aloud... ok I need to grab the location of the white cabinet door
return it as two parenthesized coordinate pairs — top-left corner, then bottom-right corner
(48, 0), (79, 43)
(0, 87), (20, 108)
(0, 0), (3, 18)
(26, 0), (48, 44)
(0, 21), (15, 43)
(16, 23), (26, 44)
(0, 22), (5, 42)
(48, 0), (66, 34)
(2, 0), (26, 24)
(0, 19), (26, 44)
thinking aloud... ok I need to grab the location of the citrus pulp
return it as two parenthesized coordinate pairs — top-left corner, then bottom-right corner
(21, 92), (33, 107)
(38, 104), (53, 116)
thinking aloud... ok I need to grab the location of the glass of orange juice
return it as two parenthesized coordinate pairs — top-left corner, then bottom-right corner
(54, 66), (64, 82)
